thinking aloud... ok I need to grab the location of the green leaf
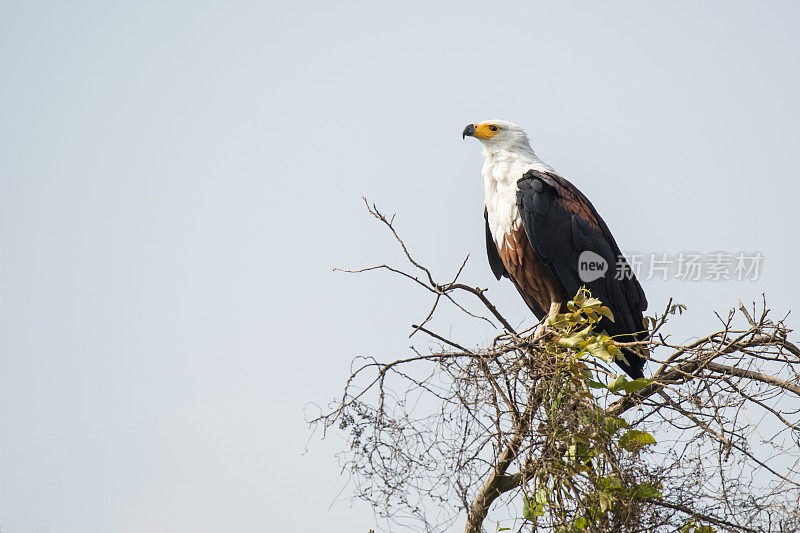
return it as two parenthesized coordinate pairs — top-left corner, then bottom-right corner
(619, 429), (657, 452)
(586, 379), (607, 389)
(522, 495), (534, 520)
(583, 297), (603, 308)
(631, 483), (663, 499)
(572, 289), (588, 306)
(621, 378), (652, 395)
(584, 340), (612, 362)
(558, 328), (591, 349)
(522, 501), (544, 519)
(605, 342), (623, 357)
(696, 526), (717, 533)
(603, 416), (629, 434)
(615, 351), (630, 368)
(597, 491), (613, 513)
(597, 305), (615, 322)
(521, 489), (546, 520)
(607, 375), (628, 394)
(607, 372), (649, 395)
(598, 475), (624, 492)
(567, 443), (578, 462)
(550, 312), (580, 329)
(573, 516), (587, 530)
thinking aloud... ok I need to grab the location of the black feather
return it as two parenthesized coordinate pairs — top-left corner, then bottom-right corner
(516, 170), (648, 379)
(484, 211), (507, 281)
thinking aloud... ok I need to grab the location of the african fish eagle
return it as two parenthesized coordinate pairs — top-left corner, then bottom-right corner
(463, 120), (648, 379)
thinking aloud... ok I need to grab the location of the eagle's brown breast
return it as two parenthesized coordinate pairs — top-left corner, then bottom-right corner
(496, 224), (568, 319)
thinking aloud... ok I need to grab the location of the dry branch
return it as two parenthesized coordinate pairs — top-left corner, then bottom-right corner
(312, 202), (800, 533)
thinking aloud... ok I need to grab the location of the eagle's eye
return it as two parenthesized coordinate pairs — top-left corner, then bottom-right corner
(489, 125), (498, 132)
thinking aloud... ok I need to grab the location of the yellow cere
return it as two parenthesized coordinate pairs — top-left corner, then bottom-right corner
(472, 123), (500, 140)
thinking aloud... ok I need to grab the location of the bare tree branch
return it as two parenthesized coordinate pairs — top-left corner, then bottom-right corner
(312, 202), (800, 533)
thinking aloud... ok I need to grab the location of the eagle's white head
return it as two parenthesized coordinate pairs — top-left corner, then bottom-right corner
(463, 119), (554, 245)
(462, 119), (535, 154)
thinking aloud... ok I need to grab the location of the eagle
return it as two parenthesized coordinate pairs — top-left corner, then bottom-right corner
(463, 120), (648, 379)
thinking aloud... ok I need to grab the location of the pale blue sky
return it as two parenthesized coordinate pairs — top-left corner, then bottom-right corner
(1, 1), (799, 532)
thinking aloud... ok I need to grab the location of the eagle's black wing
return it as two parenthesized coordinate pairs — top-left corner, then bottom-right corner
(516, 169), (648, 378)
(485, 208), (507, 281)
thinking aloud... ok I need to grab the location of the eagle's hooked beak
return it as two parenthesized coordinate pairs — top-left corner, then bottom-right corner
(462, 124), (476, 139)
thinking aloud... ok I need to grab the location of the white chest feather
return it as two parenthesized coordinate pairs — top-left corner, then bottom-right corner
(483, 149), (554, 246)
